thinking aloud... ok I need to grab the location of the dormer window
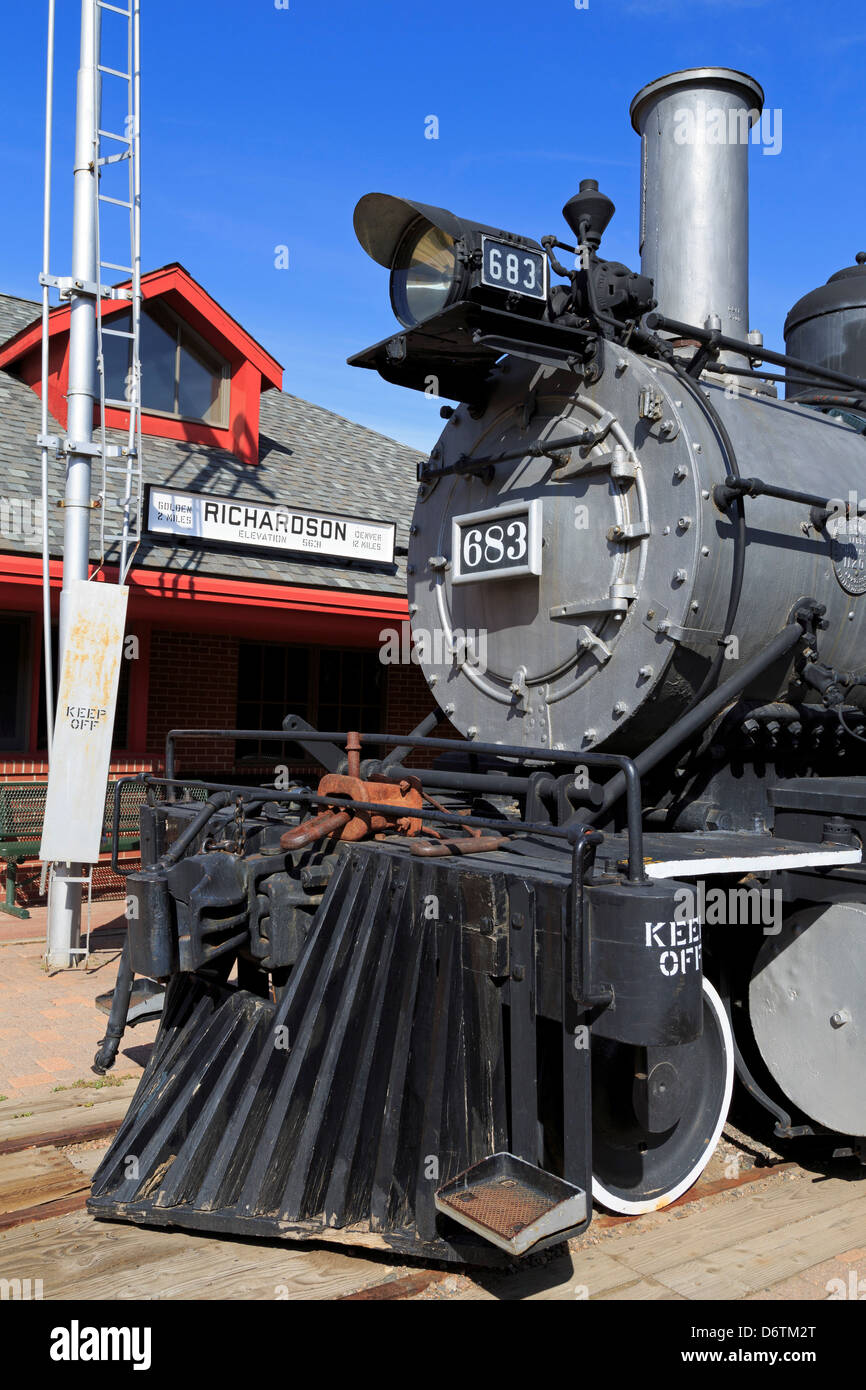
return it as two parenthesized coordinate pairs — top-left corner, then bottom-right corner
(0, 264), (283, 466)
(103, 301), (229, 427)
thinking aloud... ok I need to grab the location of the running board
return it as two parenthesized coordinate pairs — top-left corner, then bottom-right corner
(599, 830), (862, 880)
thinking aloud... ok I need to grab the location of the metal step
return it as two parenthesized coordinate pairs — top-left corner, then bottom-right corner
(96, 977), (165, 1027)
(435, 1153), (587, 1256)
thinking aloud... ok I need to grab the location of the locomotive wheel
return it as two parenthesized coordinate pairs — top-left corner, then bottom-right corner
(591, 978), (734, 1215)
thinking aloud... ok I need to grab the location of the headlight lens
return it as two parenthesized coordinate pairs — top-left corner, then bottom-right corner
(390, 221), (460, 327)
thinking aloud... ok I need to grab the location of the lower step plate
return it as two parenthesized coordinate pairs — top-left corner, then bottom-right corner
(435, 1153), (587, 1256)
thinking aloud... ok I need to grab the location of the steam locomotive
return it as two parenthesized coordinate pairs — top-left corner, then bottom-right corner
(89, 67), (866, 1262)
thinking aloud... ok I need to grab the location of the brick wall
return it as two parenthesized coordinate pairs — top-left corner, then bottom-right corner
(3, 635), (464, 782)
(0, 760), (54, 782)
(384, 659), (459, 766)
(0, 758), (151, 782)
(146, 629), (239, 775)
(385, 659), (436, 733)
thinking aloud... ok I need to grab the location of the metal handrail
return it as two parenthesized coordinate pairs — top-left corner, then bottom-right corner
(163, 728), (646, 881)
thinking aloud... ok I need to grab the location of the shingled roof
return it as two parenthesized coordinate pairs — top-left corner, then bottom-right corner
(0, 290), (423, 596)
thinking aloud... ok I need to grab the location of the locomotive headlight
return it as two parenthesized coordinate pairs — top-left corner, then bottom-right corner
(354, 193), (548, 328)
(391, 220), (460, 328)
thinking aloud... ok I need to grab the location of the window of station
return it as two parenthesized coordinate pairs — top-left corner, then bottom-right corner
(236, 642), (385, 767)
(103, 301), (229, 426)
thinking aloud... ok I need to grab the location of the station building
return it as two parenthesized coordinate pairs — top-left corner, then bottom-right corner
(0, 268), (442, 906)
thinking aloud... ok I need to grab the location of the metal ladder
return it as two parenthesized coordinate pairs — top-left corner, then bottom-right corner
(92, 0), (143, 583)
(37, 0), (144, 738)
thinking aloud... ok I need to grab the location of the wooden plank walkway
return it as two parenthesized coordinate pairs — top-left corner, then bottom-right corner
(459, 1171), (866, 1300)
(0, 1079), (139, 1154)
(0, 1087), (436, 1300)
(0, 1207), (417, 1301)
(0, 1147), (88, 1218)
(2, 1161), (862, 1301)
(1, 1082), (863, 1301)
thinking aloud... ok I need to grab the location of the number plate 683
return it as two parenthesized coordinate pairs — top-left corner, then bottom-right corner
(451, 500), (543, 584)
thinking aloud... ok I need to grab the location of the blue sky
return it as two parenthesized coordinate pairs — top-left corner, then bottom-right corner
(2, 0), (864, 451)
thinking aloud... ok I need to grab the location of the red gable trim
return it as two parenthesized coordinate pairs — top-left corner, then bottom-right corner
(0, 267), (283, 468)
(0, 264), (282, 388)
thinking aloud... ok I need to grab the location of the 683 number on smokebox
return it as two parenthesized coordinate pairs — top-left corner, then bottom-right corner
(451, 500), (542, 584)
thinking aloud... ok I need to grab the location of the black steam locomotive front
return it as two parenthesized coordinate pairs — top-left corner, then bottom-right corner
(88, 66), (866, 1261)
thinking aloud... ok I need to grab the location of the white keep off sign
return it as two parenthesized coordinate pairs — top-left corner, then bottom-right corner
(40, 581), (129, 865)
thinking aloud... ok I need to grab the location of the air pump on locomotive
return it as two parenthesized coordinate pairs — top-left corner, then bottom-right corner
(89, 68), (866, 1260)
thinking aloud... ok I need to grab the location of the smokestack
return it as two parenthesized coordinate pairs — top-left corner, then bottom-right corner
(630, 67), (764, 348)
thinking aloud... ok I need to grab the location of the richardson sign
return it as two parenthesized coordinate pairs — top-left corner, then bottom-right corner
(146, 487), (396, 565)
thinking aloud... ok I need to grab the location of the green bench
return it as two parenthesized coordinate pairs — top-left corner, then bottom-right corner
(0, 781), (144, 919)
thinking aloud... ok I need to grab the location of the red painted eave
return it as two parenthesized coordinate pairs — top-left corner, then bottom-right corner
(0, 553), (408, 623)
(0, 263), (283, 391)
